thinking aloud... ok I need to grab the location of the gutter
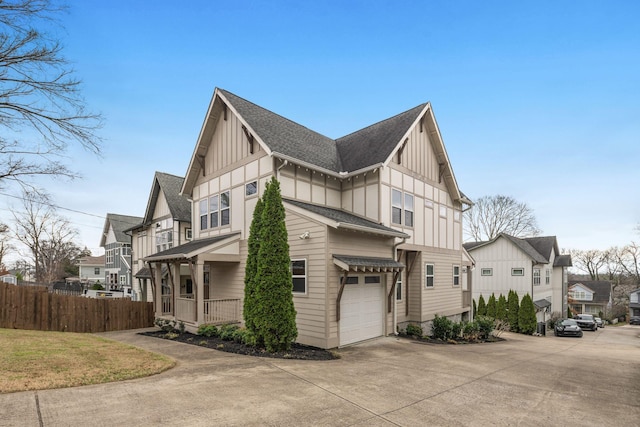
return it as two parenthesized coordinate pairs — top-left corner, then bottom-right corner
(271, 151), (384, 180)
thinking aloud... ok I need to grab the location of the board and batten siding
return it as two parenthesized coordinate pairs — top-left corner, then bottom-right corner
(279, 163), (344, 210)
(419, 250), (466, 321)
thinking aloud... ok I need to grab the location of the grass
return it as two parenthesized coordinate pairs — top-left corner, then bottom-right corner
(0, 328), (175, 394)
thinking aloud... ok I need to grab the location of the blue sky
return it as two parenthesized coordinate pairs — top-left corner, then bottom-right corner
(2, 0), (639, 258)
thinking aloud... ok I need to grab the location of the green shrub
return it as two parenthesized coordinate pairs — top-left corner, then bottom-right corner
(155, 318), (178, 333)
(496, 294), (507, 320)
(486, 294), (497, 318)
(451, 321), (462, 339)
(518, 294), (537, 335)
(197, 324), (219, 337)
(477, 295), (487, 316)
(462, 321), (480, 341)
(475, 315), (495, 340)
(219, 324), (240, 341)
(431, 314), (454, 340)
(242, 329), (257, 347)
(508, 290), (520, 332)
(405, 323), (423, 337)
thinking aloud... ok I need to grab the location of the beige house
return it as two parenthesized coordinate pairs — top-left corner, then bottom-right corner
(145, 88), (473, 348)
(464, 234), (572, 322)
(127, 172), (192, 302)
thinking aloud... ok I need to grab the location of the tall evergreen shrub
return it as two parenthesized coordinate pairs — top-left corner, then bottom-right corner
(486, 294), (497, 318)
(477, 295), (487, 316)
(496, 294), (507, 320)
(518, 293), (537, 335)
(472, 298), (477, 317)
(508, 290), (520, 332)
(243, 197), (264, 335)
(253, 178), (298, 352)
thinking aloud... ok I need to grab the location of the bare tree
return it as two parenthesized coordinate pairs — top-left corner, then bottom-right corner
(11, 191), (77, 282)
(464, 195), (541, 242)
(568, 248), (610, 280)
(0, 222), (15, 269)
(0, 0), (102, 190)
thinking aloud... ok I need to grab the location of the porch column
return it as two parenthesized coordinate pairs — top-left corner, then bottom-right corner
(151, 263), (162, 315)
(196, 259), (205, 325)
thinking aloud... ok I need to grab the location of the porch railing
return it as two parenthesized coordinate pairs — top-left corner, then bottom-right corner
(161, 295), (172, 315)
(203, 298), (241, 325)
(176, 297), (196, 322)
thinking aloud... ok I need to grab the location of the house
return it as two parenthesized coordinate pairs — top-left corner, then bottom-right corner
(144, 88), (473, 349)
(464, 234), (572, 322)
(100, 213), (142, 292)
(0, 272), (17, 285)
(629, 289), (640, 317)
(128, 172), (192, 302)
(75, 255), (105, 287)
(568, 280), (612, 317)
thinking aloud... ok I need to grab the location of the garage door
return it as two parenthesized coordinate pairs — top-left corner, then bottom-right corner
(339, 276), (384, 346)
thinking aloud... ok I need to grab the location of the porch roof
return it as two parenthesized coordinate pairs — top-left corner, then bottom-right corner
(533, 299), (552, 310)
(333, 255), (405, 273)
(144, 232), (241, 263)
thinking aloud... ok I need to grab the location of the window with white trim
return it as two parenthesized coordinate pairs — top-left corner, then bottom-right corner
(533, 268), (541, 285)
(94, 267), (100, 275)
(291, 259), (306, 294)
(122, 244), (131, 256)
(185, 228), (192, 240)
(545, 269), (551, 285)
(209, 195), (219, 228)
(481, 268), (493, 276)
(220, 191), (230, 226)
(404, 193), (414, 227)
(425, 263), (434, 288)
(391, 189), (414, 227)
(106, 249), (114, 264)
(396, 274), (402, 301)
(245, 181), (257, 197)
(512, 268), (524, 276)
(392, 189), (402, 225)
(453, 265), (460, 286)
(209, 191), (231, 229)
(199, 199), (208, 230)
(120, 275), (126, 285)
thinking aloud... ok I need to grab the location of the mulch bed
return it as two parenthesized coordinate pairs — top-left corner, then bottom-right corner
(140, 330), (338, 360)
(400, 334), (506, 344)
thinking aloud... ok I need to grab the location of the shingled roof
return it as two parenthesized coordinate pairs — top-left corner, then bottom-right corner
(464, 233), (570, 266)
(151, 172), (191, 223)
(101, 213), (143, 246)
(568, 280), (612, 304)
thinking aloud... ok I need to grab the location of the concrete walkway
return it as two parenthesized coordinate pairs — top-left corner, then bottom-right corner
(1, 326), (639, 426)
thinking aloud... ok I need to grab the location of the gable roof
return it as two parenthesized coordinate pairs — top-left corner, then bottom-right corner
(142, 172), (191, 227)
(183, 88), (466, 204)
(144, 232), (240, 262)
(100, 213), (143, 247)
(76, 255), (105, 266)
(283, 199), (409, 239)
(464, 233), (570, 266)
(568, 280), (612, 303)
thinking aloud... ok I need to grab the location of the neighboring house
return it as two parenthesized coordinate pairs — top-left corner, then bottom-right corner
(0, 273), (17, 285)
(629, 289), (640, 317)
(128, 172), (192, 302)
(100, 213), (142, 291)
(76, 255), (105, 286)
(144, 88), (473, 349)
(464, 234), (572, 322)
(568, 280), (612, 316)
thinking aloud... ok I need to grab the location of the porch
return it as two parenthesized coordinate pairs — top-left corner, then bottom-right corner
(161, 295), (241, 325)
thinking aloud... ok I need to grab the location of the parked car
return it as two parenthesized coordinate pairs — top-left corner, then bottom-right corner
(573, 314), (598, 331)
(594, 317), (605, 328)
(630, 316), (640, 325)
(554, 319), (583, 337)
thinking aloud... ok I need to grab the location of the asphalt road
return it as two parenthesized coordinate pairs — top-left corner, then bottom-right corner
(1, 325), (639, 426)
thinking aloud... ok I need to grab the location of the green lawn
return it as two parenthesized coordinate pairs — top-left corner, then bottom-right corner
(0, 328), (175, 394)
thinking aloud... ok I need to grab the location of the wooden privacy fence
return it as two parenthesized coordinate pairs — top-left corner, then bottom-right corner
(0, 282), (155, 333)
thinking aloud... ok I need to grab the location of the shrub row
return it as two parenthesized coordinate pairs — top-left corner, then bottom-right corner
(404, 314), (495, 342)
(197, 323), (257, 347)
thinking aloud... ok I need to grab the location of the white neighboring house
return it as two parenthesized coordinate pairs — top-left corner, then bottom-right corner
(76, 255), (105, 287)
(0, 273), (17, 285)
(629, 289), (640, 318)
(567, 280), (612, 316)
(464, 234), (572, 322)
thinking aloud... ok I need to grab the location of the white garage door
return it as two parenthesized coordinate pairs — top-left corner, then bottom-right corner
(339, 276), (384, 346)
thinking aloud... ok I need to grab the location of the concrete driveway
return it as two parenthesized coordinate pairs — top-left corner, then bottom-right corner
(1, 325), (639, 426)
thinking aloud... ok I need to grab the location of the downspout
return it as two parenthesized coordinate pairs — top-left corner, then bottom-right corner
(275, 158), (288, 180)
(392, 237), (407, 335)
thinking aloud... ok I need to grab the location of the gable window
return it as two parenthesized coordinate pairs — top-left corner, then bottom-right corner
(512, 268), (524, 276)
(199, 199), (208, 230)
(396, 274), (402, 301)
(220, 191), (230, 226)
(533, 268), (541, 285)
(209, 195), (219, 228)
(291, 259), (306, 294)
(106, 249), (114, 265)
(209, 191), (231, 229)
(545, 269), (551, 285)
(245, 181), (257, 197)
(453, 265), (460, 286)
(481, 268), (493, 276)
(185, 228), (192, 240)
(391, 189), (414, 227)
(425, 263), (434, 288)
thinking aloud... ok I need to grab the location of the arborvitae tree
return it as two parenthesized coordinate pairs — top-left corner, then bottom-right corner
(243, 197), (264, 336)
(472, 298), (477, 317)
(567, 306), (572, 318)
(518, 293), (537, 335)
(508, 290), (520, 332)
(486, 294), (497, 318)
(477, 295), (487, 316)
(253, 178), (298, 352)
(496, 294), (507, 320)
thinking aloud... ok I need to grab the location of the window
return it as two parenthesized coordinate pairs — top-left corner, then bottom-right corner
(291, 259), (306, 294)
(396, 274), (402, 301)
(425, 263), (434, 288)
(122, 244), (131, 256)
(156, 230), (173, 252)
(439, 205), (447, 218)
(404, 193), (414, 227)
(512, 268), (524, 276)
(185, 228), (192, 240)
(392, 189), (402, 225)
(246, 181), (257, 197)
(208, 191), (230, 228)
(199, 199), (208, 230)
(481, 268), (493, 276)
(344, 276), (359, 285)
(94, 267), (100, 275)
(533, 268), (541, 285)
(453, 265), (460, 286)
(545, 269), (551, 285)
(106, 249), (114, 264)
(364, 276), (380, 284)
(392, 189), (414, 227)
(120, 275), (126, 285)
